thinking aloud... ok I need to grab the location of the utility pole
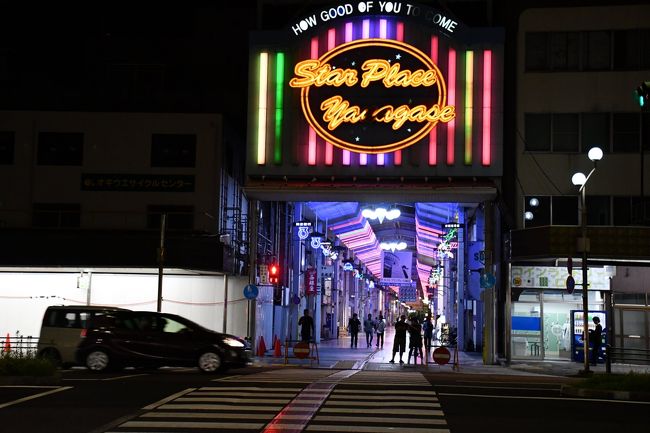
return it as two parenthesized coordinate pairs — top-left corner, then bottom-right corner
(157, 213), (166, 313)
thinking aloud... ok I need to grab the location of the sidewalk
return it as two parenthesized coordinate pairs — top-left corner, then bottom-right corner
(254, 328), (650, 378)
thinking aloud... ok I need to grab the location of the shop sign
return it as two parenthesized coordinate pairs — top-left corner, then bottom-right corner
(511, 266), (609, 291)
(305, 268), (318, 295)
(290, 39), (454, 154)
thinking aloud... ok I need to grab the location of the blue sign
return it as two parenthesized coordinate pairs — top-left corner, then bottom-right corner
(243, 284), (259, 300)
(480, 273), (496, 288)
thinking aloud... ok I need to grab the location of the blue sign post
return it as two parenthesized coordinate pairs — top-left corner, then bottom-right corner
(243, 284), (259, 300)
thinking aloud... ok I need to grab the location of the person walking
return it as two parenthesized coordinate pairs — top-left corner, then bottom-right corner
(298, 309), (314, 342)
(389, 315), (408, 364)
(422, 315), (434, 356)
(348, 313), (361, 348)
(375, 313), (386, 349)
(589, 316), (603, 365)
(363, 313), (375, 348)
(407, 316), (423, 365)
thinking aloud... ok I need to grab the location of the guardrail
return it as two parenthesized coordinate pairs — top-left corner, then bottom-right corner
(605, 344), (650, 373)
(1, 335), (39, 357)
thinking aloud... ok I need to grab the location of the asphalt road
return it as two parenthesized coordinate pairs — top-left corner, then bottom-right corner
(1, 367), (648, 433)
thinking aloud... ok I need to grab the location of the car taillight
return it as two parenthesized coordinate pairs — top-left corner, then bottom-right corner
(80, 329), (87, 338)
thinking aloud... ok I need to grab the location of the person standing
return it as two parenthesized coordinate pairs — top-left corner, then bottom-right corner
(375, 313), (386, 349)
(407, 316), (423, 365)
(422, 315), (434, 356)
(298, 309), (314, 342)
(389, 315), (408, 364)
(348, 313), (361, 348)
(589, 316), (603, 366)
(363, 313), (375, 348)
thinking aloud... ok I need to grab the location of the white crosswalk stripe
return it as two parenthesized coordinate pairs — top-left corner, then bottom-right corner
(104, 370), (449, 432)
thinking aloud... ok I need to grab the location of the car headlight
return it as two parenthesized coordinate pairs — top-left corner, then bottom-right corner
(222, 337), (245, 348)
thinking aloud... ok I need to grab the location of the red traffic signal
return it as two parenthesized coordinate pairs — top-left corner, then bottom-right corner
(269, 264), (280, 284)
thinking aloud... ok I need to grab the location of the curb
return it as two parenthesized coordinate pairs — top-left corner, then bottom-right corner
(561, 385), (650, 402)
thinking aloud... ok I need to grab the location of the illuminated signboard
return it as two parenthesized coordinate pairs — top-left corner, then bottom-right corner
(247, 1), (503, 179)
(289, 39), (454, 154)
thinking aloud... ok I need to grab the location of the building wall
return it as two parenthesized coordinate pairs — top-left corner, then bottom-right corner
(516, 5), (650, 228)
(0, 111), (223, 232)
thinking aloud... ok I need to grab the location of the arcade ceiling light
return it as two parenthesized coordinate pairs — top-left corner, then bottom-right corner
(361, 206), (401, 224)
(380, 241), (408, 252)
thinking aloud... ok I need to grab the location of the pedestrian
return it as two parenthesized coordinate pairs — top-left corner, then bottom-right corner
(407, 316), (423, 365)
(363, 313), (375, 348)
(589, 316), (603, 366)
(389, 315), (408, 364)
(375, 312), (386, 349)
(423, 314), (434, 355)
(348, 313), (361, 348)
(298, 309), (314, 342)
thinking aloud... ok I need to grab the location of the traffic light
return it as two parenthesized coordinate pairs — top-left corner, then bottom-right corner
(634, 81), (650, 108)
(269, 263), (280, 285)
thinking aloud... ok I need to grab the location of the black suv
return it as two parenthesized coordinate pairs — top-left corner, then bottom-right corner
(76, 310), (251, 373)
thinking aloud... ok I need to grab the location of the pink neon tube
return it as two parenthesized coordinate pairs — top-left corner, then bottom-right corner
(342, 23), (353, 166)
(325, 29), (335, 166)
(429, 36), (439, 166)
(359, 19), (370, 166)
(482, 50), (492, 166)
(447, 48), (456, 165)
(308, 37), (318, 166)
(394, 22), (404, 166)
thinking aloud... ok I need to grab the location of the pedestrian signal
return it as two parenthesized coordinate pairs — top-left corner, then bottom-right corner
(269, 264), (280, 285)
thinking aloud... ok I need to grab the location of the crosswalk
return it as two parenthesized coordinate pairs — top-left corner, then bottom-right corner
(105, 369), (449, 432)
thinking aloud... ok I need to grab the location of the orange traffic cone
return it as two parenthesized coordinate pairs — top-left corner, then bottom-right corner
(257, 336), (267, 357)
(3, 333), (10, 353)
(274, 338), (282, 357)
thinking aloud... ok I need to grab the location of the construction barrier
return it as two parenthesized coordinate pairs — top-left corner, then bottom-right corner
(284, 339), (319, 366)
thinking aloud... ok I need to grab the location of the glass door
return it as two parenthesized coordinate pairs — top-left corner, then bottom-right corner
(511, 295), (542, 359)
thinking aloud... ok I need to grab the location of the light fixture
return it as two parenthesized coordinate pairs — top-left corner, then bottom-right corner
(362, 206), (401, 224)
(571, 172), (587, 186)
(524, 211), (534, 221)
(529, 198), (539, 207)
(588, 146), (603, 162)
(380, 241), (407, 252)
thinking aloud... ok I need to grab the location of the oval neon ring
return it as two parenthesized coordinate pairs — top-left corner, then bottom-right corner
(294, 39), (452, 154)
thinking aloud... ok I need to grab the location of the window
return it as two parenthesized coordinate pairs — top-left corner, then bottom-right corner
(551, 196), (578, 225)
(524, 114), (551, 151)
(37, 132), (83, 165)
(613, 196), (633, 226)
(586, 196), (611, 225)
(0, 131), (14, 164)
(583, 31), (611, 70)
(549, 32), (579, 71)
(614, 30), (641, 70)
(612, 114), (639, 153)
(524, 195), (550, 227)
(525, 32), (548, 71)
(32, 203), (80, 228)
(582, 113), (610, 152)
(147, 205), (194, 230)
(552, 114), (579, 152)
(151, 134), (196, 167)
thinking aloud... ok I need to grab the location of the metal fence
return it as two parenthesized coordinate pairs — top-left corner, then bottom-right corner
(1, 334), (40, 357)
(605, 344), (650, 373)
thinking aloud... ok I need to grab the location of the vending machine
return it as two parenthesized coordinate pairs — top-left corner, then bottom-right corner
(571, 310), (607, 363)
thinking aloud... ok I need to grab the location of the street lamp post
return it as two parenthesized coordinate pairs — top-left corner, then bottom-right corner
(571, 147), (603, 374)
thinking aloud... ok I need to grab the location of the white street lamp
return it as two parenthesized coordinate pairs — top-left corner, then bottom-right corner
(524, 211), (534, 221)
(572, 146), (604, 375)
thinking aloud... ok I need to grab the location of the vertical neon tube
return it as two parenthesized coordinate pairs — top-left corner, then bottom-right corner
(482, 50), (492, 166)
(394, 22), (404, 166)
(308, 37), (319, 166)
(324, 29), (336, 166)
(274, 52), (284, 165)
(257, 52), (268, 165)
(447, 48), (456, 165)
(429, 36), (439, 166)
(464, 51), (474, 165)
(376, 19), (387, 166)
(359, 19), (370, 167)
(342, 23), (353, 166)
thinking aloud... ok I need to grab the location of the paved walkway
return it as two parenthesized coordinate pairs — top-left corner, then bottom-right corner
(256, 328), (650, 377)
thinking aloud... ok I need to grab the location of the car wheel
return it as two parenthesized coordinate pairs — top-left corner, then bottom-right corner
(198, 351), (223, 373)
(39, 349), (62, 368)
(85, 350), (110, 372)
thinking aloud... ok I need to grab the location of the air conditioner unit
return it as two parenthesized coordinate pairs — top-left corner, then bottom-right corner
(219, 233), (232, 246)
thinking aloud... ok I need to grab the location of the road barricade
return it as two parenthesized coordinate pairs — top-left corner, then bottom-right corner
(284, 339), (319, 366)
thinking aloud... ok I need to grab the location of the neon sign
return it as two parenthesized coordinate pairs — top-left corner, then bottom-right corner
(290, 39), (454, 154)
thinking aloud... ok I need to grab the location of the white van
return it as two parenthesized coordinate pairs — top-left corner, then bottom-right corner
(36, 305), (127, 367)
